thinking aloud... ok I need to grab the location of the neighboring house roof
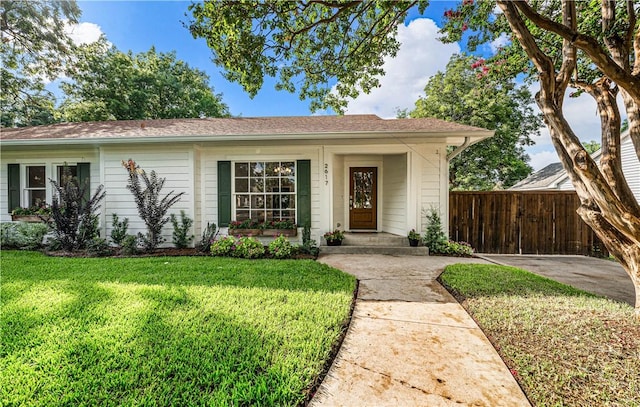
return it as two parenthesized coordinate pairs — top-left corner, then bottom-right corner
(510, 162), (565, 190)
(0, 115), (492, 146)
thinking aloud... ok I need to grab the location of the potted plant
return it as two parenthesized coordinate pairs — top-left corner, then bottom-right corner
(228, 219), (262, 236)
(261, 219), (297, 237)
(323, 229), (344, 246)
(11, 204), (52, 223)
(408, 229), (421, 247)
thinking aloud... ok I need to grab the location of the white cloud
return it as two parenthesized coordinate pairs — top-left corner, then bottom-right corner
(529, 150), (559, 171)
(64, 21), (104, 46)
(490, 32), (510, 53)
(343, 18), (460, 118)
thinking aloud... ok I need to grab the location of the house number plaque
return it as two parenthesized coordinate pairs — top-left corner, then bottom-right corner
(324, 163), (329, 185)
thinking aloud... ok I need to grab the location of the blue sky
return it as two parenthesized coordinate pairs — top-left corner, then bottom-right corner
(62, 1), (607, 170)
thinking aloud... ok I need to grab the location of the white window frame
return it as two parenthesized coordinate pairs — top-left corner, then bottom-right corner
(232, 160), (297, 223)
(23, 164), (47, 208)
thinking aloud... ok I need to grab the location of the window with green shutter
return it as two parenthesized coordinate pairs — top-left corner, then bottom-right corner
(296, 160), (311, 226)
(218, 161), (232, 227)
(8, 164), (20, 212)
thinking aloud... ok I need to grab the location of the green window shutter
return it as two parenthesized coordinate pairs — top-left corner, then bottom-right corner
(77, 163), (91, 202)
(296, 160), (311, 227)
(218, 161), (232, 227)
(8, 164), (20, 213)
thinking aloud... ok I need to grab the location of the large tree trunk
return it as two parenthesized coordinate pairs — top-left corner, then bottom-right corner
(498, 0), (640, 318)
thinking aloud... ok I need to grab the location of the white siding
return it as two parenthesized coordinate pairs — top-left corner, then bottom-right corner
(102, 146), (194, 246)
(415, 145), (446, 232)
(382, 154), (407, 235)
(1, 148), (100, 222)
(621, 136), (640, 201)
(332, 155), (345, 230)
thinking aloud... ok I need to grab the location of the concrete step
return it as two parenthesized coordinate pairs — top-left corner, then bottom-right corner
(341, 233), (410, 247)
(320, 246), (429, 256)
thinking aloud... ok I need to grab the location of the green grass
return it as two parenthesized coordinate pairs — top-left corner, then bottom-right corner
(1, 251), (356, 406)
(440, 264), (640, 407)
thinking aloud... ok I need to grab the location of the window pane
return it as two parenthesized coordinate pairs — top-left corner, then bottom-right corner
(251, 210), (265, 222)
(281, 162), (295, 176)
(235, 163), (248, 177)
(281, 177), (295, 192)
(266, 210), (279, 221)
(281, 195), (295, 209)
(27, 166), (45, 188)
(281, 210), (295, 220)
(250, 162), (264, 177)
(266, 195), (280, 209)
(57, 166), (78, 184)
(251, 195), (265, 209)
(29, 190), (46, 207)
(266, 162), (280, 176)
(236, 195), (250, 209)
(236, 210), (250, 221)
(250, 178), (264, 192)
(235, 178), (249, 192)
(265, 178), (279, 192)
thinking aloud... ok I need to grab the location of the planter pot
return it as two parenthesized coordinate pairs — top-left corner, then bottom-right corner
(229, 228), (262, 236)
(262, 229), (297, 237)
(408, 238), (420, 247)
(326, 239), (342, 246)
(11, 214), (49, 223)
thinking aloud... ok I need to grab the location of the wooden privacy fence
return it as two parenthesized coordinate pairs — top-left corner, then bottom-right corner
(449, 191), (608, 255)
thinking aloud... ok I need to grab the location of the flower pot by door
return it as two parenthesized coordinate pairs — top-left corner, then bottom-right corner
(409, 238), (420, 247)
(326, 240), (342, 246)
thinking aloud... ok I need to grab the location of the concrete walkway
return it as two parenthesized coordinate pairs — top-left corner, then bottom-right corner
(310, 254), (531, 407)
(479, 255), (635, 306)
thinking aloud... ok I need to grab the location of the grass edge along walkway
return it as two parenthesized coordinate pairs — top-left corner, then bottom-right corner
(439, 263), (640, 407)
(1, 251), (356, 406)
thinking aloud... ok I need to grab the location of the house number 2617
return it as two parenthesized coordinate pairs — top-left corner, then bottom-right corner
(324, 163), (329, 185)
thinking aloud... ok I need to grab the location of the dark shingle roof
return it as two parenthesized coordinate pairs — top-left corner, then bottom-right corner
(510, 162), (565, 190)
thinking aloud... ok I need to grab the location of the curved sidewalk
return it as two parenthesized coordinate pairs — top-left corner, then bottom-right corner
(310, 254), (531, 407)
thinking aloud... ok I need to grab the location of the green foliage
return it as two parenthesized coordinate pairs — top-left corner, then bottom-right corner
(211, 236), (236, 257)
(430, 240), (474, 257)
(60, 40), (231, 121)
(582, 140), (601, 154)
(198, 222), (218, 253)
(323, 229), (344, 242)
(411, 54), (539, 190)
(268, 235), (293, 259)
(122, 159), (184, 251)
(121, 234), (139, 256)
(0, 0), (80, 126)
(110, 213), (129, 247)
(300, 223), (319, 257)
(187, 1), (428, 112)
(86, 237), (112, 257)
(261, 219), (296, 229)
(233, 236), (265, 259)
(48, 166), (106, 251)
(170, 210), (194, 249)
(1, 250), (355, 407)
(11, 204), (51, 216)
(422, 208), (447, 251)
(0, 222), (49, 250)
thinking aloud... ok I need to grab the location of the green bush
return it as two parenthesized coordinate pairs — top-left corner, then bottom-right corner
(110, 214), (129, 246)
(122, 235), (139, 256)
(171, 210), (194, 249)
(86, 237), (112, 257)
(198, 222), (218, 253)
(422, 207), (447, 251)
(232, 236), (265, 259)
(1, 222), (49, 250)
(211, 236), (236, 256)
(431, 240), (474, 257)
(268, 235), (293, 259)
(299, 223), (319, 257)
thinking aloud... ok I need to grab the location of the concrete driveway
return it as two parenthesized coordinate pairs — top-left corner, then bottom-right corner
(479, 255), (635, 306)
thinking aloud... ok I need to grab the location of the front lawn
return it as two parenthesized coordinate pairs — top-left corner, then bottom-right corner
(1, 251), (356, 406)
(440, 264), (640, 407)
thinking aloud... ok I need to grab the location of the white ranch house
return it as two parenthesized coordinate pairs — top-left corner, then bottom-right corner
(1, 115), (492, 245)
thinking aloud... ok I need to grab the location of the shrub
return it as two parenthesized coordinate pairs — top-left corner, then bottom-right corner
(122, 235), (139, 256)
(171, 210), (194, 249)
(211, 236), (236, 256)
(422, 207), (447, 251)
(86, 237), (112, 257)
(198, 222), (218, 253)
(110, 213), (129, 246)
(268, 235), (293, 259)
(122, 159), (184, 251)
(299, 223), (319, 257)
(49, 165), (106, 251)
(233, 236), (265, 259)
(0, 222), (49, 250)
(431, 240), (474, 257)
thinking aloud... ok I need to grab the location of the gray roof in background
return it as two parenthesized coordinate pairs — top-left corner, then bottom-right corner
(510, 162), (565, 190)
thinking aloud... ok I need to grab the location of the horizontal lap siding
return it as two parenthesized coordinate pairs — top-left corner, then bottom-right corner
(417, 146), (444, 230)
(103, 148), (193, 246)
(382, 154), (406, 235)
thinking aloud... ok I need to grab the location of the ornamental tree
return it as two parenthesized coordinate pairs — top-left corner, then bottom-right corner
(188, 0), (640, 317)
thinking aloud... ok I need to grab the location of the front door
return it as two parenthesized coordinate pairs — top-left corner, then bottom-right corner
(349, 167), (377, 230)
